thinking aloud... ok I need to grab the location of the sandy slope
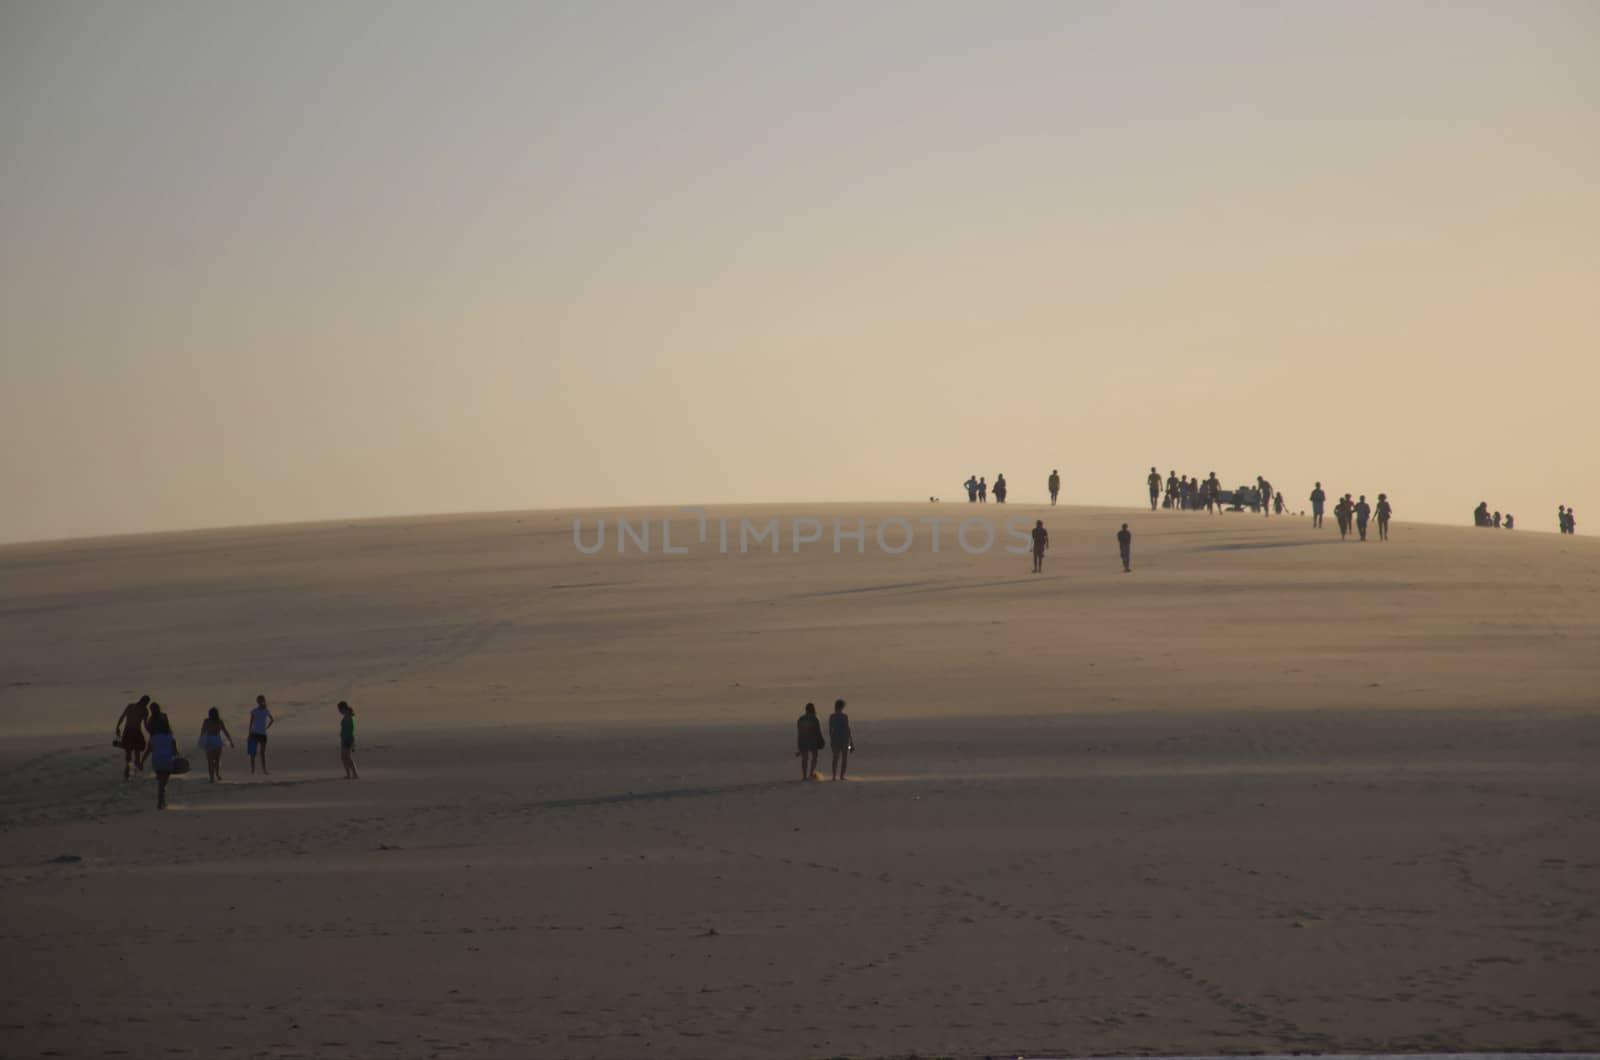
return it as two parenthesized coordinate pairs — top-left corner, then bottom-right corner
(1, 503), (1597, 1058)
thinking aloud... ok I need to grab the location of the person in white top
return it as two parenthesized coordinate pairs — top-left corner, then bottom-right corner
(247, 694), (274, 775)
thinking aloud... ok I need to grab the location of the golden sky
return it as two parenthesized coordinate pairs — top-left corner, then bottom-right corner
(2, 1), (1596, 542)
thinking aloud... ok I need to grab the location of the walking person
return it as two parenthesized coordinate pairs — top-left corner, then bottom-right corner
(993, 473), (1007, 504)
(337, 701), (359, 779)
(829, 700), (852, 781)
(1147, 467), (1161, 511)
(1050, 469), (1062, 506)
(114, 695), (152, 779)
(1375, 494), (1392, 541)
(1310, 483), (1326, 528)
(1031, 519), (1049, 574)
(796, 703), (825, 781)
(1355, 495), (1372, 541)
(147, 705), (178, 810)
(198, 707), (234, 783)
(1335, 495), (1350, 540)
(1117, 523), (1132, 573)
(247, 694), (274, 775)
(1165, 471), (1178, 510)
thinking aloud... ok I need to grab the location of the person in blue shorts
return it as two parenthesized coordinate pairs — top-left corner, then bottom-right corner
(247, 694), (274, 775)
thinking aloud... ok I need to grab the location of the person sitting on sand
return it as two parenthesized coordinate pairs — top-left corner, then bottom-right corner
(148, 705), (177, 810)
(796, 703), (825, 781)
(338, 701), (359, 779)
(115, 695), (151, 779)
(829, 700), (852, 781)
(1503, 513), (1514, 530)
(198, 707), (234, 783)
(1375, 494), (1392, 541)
(1475, 501), (1491, 528)
(247, 694), (274, 775)
(1031, 519), (1049, 574)
(1117, 523), (1132, 572)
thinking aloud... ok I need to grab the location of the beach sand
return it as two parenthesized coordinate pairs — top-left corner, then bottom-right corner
(1, 503), (1597, 1058)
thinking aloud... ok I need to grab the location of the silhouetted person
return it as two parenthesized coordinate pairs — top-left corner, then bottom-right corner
(338, 701), (359, 780)
(1475, 501), (1490, 528)
(978, 476), (987, 503)
(1376, 493), (1392, 540)
(829, 700), (852, 781)
(1031, 519), (1049, 574)
(247, 694), (273, 775)
(1566, 508), (1577, 535)
(1354, 495), (1371, 540)
(115, 695), (151, 779)
(1558, 505), (1568, 533)
(1147, 467), (1160, 510)
(965, 476), (978, 502)
(147, 705), (177, 810)
(1310, 483), (1326, 528)
(1493, 511), (1501, 529)
(1257, 476), (1273, 517)
(199, 707), (234, 783)
(1165, 471), (1178, 509)
(796, 702), (824, 781)
(1273, 492), (1285, 516)
(1503, 513), (1514, 530)
(1335, 495), (1351, 540)
(993, 473), (1007, 504)
(1117, 523), (1132, 572)
(1207, 472), (1222, 514)
(1050, 469), (1062, 506)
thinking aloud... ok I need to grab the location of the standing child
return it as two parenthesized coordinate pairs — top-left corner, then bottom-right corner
(829, 700), (852, 781)
(337, 701), (359, 780)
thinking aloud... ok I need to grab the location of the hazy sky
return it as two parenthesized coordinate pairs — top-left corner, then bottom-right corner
(2, 1), (1596, 543)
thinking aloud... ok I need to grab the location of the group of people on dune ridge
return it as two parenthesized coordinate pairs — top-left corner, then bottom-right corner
(113, 694), (360, 809)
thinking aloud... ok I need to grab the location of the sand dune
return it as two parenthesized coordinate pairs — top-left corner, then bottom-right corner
(1, 504), (1597, 1058)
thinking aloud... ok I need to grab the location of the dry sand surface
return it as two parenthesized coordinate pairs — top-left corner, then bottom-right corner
(1, 502), (1598, 1058)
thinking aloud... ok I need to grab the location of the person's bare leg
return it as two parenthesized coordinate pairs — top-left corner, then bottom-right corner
(249, 751), (256, 775)
(124, 748), (133, 780)
(838, 748), (849, 780)
(261, 745), (268, 775)
(156, 772), (168, 809)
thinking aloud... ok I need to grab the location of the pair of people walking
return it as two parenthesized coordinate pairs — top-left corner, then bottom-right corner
(796, 700), (853, 781)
